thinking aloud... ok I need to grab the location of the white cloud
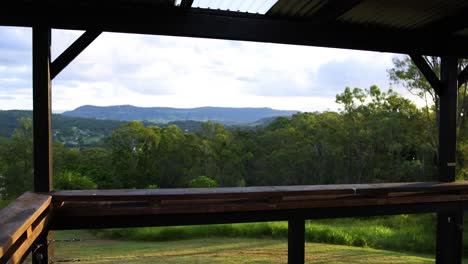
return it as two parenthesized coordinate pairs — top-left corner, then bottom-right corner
(0, 26), (421, 112)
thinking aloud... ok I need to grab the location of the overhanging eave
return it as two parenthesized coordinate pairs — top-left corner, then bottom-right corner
(1, 4), (468, 57)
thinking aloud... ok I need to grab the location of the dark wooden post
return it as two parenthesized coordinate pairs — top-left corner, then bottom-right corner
(32, 26), (53, 264)
(288, 218), (305, 264)
(436, 56), (463, 264)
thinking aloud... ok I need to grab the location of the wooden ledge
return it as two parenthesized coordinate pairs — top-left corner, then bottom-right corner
(0, 192), (51, 263)
(48, 182), (468, 230)
(51, 181), (468, 202)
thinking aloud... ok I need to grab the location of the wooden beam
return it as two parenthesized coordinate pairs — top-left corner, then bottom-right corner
(50, 181), (468, 202)
(51, 30), (101, 80)
(288, 218), (305, 264)
(438, 57), (458, 180)
(33, 26), (52, 193)
(2, 3), (468, 57)
(436, 56), (462, 264)
(458, 65), (468, 88)
(50, 201), (466, 230)
(32, 25), (53, 264)
(410, 54), (444, 95)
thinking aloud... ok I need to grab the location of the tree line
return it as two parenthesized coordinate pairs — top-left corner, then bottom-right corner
(1, 56), (467, 199)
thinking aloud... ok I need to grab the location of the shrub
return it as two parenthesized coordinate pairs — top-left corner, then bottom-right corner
(189, 175), (218, 188)
(54, 171), (97, 190)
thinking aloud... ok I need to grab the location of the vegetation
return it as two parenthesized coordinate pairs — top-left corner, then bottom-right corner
(1, 55), (468, 258)
(54, 171), (98, 190)
(93, 215), (438, 254)
(1, 84), (442, 197)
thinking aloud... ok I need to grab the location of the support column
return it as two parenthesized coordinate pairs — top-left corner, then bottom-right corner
(32, 26), (53, 264)
(288, 218), (305, 264)
(436, 56), (463, 264)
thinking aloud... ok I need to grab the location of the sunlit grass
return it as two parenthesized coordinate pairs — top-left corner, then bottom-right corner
(54, 231), (439, 264)
(92, 215), (437, 254)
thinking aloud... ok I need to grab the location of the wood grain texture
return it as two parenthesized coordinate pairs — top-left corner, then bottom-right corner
(0, 192), (51, 259)
(49, 182), (468, 222)
(51, 181), (468, 202)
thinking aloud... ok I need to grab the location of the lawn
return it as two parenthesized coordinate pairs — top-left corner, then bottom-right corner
(51, 230), (441, 264)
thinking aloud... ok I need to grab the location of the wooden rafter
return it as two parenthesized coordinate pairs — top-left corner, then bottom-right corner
(459, 65), (468, 88)
(51, 30), (102, 80)
(410, 54), (444, 95)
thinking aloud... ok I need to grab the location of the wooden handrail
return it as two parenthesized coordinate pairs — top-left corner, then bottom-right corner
(0, 192), (52, 264)
(52, 181), (468, 201)
(50, 182), (468, 230)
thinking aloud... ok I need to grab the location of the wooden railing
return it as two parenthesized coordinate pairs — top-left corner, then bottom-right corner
(0, 192), (51, 264)
(2, 182), (468, 263)
(50, 181), (468, 229)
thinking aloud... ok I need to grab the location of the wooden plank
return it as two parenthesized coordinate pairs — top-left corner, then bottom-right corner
(4, 216), (49, 264)
(0, 192), (51, 259)
(51, 181), (468, 202)
(410, 54), (443, 95)
(52, 193), (468, 217)
(50, 201), (465, 230)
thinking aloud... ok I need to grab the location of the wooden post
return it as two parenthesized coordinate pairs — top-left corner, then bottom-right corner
(32, 25), (53, 264)
(288, 218), (305, 264)
(436, 56), (463, 264)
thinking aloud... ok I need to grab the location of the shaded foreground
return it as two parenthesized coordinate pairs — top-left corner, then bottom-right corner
(52, 231), (446, 264)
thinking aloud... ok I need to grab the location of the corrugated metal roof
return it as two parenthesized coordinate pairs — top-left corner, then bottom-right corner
(268, 0), (328, 18)
(189, 0), (278, 14)
(338, 0), (468, 30)
(267, 0), (468, 31)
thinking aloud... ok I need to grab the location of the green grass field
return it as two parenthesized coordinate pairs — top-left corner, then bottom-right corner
(93, 215), (439, 254)
(52, 230), (446, 264)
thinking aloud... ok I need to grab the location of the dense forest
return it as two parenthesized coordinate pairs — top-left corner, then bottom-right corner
(1, 56), (467, 199)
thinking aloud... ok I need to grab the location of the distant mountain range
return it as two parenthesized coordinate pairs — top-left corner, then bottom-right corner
(0, 106), (297, 147)
(62, 105), (298, 124)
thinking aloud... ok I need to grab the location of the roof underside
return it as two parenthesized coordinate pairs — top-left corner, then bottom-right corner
(2, 0), (468, 56)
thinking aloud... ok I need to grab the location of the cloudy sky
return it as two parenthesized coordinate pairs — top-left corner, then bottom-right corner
(0, 26), (418, 112)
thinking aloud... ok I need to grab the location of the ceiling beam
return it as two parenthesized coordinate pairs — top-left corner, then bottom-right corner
(2, 3), (468, 57)
(51, 30), (102, 80)
(409, 54), (443, 95)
